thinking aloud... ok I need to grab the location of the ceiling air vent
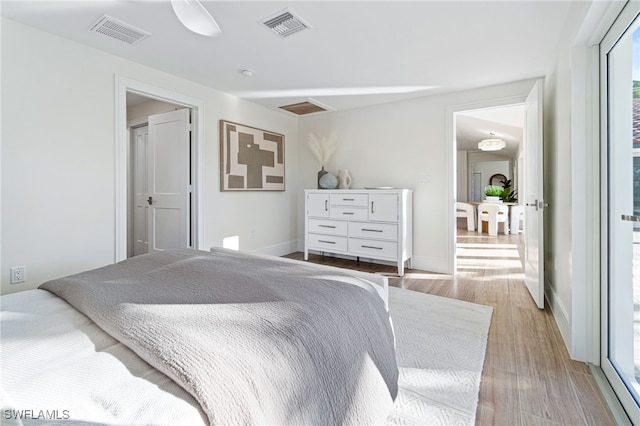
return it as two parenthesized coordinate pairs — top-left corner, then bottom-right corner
(90, 15), (151, 45)
(261, 9), (310, 38)
(279, 99), (333, 116)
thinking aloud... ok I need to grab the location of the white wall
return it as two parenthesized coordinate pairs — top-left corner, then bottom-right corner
(542, 0), (612, 362)
(467, 152), (512, 201)
(1, 18), (299, 295)
(456, 150), (468, 202)
(544, 52), (574, 351)
(127, 98), (184, 123)
(297, 79), (538, 273)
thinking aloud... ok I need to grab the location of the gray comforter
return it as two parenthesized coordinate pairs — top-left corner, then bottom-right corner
(40, 249), (398, 425)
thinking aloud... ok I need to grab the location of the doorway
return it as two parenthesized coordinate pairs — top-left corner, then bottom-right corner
(453, 105), (524, 244)
(115, 77), (205, 262)
(448, 81), (545, 309)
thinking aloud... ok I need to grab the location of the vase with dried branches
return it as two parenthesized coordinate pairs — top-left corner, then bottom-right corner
(307, 132), (337, 189)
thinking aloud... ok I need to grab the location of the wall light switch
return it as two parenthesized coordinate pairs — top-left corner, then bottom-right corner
(418, 174), (433, 184)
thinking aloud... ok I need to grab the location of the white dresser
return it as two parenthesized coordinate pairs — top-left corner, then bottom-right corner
(304, 189), (413, 276)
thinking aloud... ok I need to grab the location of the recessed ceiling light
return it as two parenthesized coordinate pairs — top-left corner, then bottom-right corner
(240, 69), (254, 77)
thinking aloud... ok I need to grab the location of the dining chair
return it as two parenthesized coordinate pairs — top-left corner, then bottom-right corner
(455, 202), (475, 231)
(510, 204), (525, 235)
(477, 203), (509, 236)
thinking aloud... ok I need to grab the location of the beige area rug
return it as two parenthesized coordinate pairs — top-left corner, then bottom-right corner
(386, 286), (493, 425)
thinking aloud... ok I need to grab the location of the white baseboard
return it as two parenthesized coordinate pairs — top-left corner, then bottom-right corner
(410, 255), (449, 274)
(545, 277), (573, 357)
(254, 240), (299, 257)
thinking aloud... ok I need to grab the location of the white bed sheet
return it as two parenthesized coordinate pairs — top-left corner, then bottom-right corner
(1, 289), (207, 425)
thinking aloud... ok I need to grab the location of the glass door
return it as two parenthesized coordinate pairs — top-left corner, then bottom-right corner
(603, 1), (640, 422)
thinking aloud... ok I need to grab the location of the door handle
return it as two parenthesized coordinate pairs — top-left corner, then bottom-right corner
(147, 196), (153, 205)
(525, 199), (548, 210)
(621, 214), (640, 222)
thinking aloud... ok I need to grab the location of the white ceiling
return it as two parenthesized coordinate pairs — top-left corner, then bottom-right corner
(2, 1), (569, 158)
(2, 0), (573, 114)
(456, 105), (524, 157)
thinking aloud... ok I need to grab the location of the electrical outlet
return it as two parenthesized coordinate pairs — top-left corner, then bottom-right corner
(10, 266), (26, 284)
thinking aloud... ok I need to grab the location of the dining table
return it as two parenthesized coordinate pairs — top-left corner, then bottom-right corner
(468, 201), (519, 234)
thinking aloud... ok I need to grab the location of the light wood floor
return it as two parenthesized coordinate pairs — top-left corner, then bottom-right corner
(286, 227), (617, 425)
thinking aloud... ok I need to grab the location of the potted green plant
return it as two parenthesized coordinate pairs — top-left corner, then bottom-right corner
(500, 179), (518, 203)
(484, 185), (504, 202)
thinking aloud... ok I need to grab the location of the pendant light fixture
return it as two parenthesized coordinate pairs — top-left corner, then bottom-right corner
(171, 0), (221, 37)
(478, 133), (506, 151)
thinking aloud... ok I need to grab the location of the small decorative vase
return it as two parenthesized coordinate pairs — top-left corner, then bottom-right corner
(319, 172), (338, 189)
(317, 167), (328, 189)
(337, 169), (352, 189)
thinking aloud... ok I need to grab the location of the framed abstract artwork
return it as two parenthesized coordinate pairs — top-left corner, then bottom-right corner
(220, 120), (285, 191)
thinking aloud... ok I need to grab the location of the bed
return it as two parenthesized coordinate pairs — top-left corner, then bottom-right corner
(1, 248), (398, 425)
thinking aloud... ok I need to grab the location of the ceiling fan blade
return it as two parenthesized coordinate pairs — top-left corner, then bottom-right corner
(171, 0), (221, 37)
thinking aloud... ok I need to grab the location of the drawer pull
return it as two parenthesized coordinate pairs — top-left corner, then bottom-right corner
(361, 245), (383, 250)
(342, 212), (355, 215)
(361, 228), (383, 232)
(319, 240), (336, 244)
(343, 198), (355, 201)
(319, 225), (336, 229)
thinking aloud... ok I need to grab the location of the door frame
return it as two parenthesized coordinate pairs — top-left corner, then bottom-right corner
(599, 1), (640, 422)
(115, 76), (205, 262)
(446, 94), (529, 275)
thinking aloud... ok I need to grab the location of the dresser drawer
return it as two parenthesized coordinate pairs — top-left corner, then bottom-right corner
(330, 193), (368, 207)
(330, 207), (368, 221)
(349, 221), (398, 240)
(349, 238), (397, 259)
(308, 234), (348, 252)
(307, 219), (348, 236)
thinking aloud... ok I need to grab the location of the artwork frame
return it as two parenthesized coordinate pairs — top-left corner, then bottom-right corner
(220, 120), (285, 192)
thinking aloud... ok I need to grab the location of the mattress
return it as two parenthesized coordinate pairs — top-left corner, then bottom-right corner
(1, 289), (207, 425)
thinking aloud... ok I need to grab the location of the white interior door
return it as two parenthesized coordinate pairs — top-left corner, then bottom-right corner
(524, 80), (545, 309)
(148, 109), (191, 252)
(132, 126), (149, 256)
